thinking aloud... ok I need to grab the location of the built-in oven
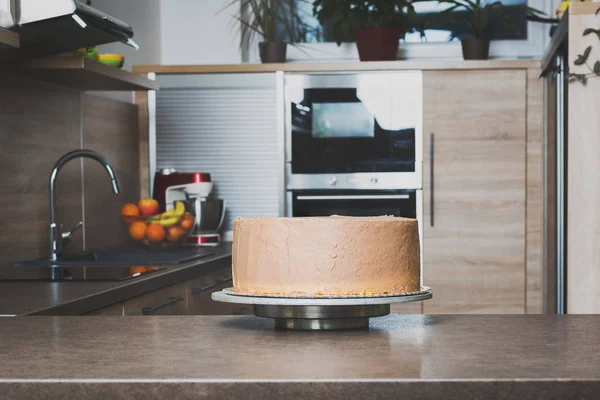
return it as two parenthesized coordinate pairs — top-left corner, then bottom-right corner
(287, 189), (424, 280)
(285, 72), (422, 191)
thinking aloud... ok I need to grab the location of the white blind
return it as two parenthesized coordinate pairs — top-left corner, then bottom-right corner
(155, 75), (279, 232)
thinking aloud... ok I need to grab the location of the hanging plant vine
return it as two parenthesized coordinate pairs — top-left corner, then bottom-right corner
(569, 6), (600, 84)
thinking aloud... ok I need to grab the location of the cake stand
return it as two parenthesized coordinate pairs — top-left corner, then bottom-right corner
(211, 287), (432, 330)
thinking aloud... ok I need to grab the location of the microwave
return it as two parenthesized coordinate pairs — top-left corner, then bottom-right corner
(285, 72), (423, 191)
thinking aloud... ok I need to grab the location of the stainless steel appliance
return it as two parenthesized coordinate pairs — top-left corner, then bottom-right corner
(184, 198), (226, 247)
(0, 0), (138, 62)
(155, 170), (226, 247)
(287, 189), (423, 278)
(285, 72), (424, 271)
(285, 72), (422, 191)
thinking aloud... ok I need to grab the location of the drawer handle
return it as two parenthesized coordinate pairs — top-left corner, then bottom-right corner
(191, 283), (215, 294)
(216, 276), (233, 284)
(141, 296), (184, 315)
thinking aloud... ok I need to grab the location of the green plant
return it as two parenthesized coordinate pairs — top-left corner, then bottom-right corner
(568, 6), (600, 84)
(435, 0), (545, 40)
(222, 0), (312, 50)
(312, 0), (423, 46)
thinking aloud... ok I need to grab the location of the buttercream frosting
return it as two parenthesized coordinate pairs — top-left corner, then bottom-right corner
(232, 216), (421, 296)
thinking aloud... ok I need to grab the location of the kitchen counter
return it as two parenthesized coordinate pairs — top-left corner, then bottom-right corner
(133, 59), (541, 75)
(0, 244), (232, 316)
(1, 314), (599, 399)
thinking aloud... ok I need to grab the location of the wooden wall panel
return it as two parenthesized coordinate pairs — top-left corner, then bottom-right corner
(82, 95), (140, 251)
(526, 68), (544, 314)
(0, 73), (141, 263)
(0, 73), (83, 263)
(566, 4), (600, 313)
(135, 91), (150, 198)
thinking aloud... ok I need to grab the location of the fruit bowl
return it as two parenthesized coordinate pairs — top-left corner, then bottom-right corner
(122, 200), (196, 251)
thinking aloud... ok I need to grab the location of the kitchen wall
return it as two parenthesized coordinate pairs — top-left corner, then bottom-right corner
(95, 0), (564, 68)
(92, 0), (162, 71)
(0, 73), (140, 264)
(159, 0), (241, 64)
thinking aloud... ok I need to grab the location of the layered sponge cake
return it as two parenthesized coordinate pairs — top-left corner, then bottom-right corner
(232, 216), (420, 296)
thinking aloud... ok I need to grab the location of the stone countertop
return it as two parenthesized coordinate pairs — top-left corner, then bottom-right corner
(1, 314), (600, 399)
(0, 244), (232, 316)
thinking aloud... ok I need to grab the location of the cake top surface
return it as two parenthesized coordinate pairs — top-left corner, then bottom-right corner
(235, 215), (417, 223)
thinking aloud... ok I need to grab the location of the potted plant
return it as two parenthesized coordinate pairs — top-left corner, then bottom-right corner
(436, 0), (545, 60)
(222, 0), (308, 63)
(312, 0), (422, 62)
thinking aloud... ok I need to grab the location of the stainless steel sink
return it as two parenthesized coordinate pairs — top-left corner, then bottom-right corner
(0, 250), (213, 281)
(0, 264), (167, 281)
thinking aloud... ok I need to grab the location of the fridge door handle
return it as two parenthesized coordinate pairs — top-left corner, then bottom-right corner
(430, 132), (434, 227)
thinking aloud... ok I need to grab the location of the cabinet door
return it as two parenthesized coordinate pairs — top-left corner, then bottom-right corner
(123, 282), (188, 316)
(187, 270), (252, 315)
(422, 70), (526, 314)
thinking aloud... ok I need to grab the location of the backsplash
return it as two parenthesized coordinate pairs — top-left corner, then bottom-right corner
(0, 73), (139, 264)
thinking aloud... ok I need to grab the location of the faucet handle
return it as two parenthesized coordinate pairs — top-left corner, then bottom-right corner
(61, 221), (83, 245)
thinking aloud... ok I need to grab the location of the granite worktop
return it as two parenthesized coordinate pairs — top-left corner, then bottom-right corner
(0, 244), (232, 316)
(0, 314), (599, 399)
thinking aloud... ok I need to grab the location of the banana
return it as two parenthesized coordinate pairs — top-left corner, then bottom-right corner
(158, 216), (180, 228)
(147, 203), (185, 225)
(173, 201), (186, 217)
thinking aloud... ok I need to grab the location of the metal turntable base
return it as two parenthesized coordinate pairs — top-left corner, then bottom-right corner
(212, 287), (432, 330)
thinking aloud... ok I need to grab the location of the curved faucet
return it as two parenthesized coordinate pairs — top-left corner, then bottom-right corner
(49, 149), (120, 261)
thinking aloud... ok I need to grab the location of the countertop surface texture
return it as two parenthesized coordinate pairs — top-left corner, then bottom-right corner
(1, 314), (600, 399)
(0, 244), (232, 316)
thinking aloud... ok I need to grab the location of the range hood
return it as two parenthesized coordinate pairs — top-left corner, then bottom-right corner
(1, 0), (137, 62)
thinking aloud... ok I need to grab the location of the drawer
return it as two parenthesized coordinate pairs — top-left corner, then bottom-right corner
(85, 302), (124, 316)
(123, 282), (188, 316)
(187, 271), (252, 316)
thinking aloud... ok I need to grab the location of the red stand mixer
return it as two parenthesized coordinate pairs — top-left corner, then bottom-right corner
(153, 169), (226, 246)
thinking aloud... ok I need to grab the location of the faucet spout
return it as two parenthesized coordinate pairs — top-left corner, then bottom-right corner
(49, 149), (121, 261)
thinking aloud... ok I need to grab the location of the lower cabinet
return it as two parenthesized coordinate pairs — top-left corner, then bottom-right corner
(85, 268), (252, 316)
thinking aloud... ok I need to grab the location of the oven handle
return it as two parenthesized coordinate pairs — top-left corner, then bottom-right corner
(296, 195), (410, 201)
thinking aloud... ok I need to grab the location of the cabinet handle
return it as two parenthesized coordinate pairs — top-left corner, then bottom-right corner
(141, 296), (184, 315)
(216, 276), (233, 284)
(429, 132), (434, 227)
(191, 283), (215, 294)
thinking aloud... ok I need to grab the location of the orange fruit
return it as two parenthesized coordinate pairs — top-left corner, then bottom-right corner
(129, 221), (147, 241)
(121, 203), (140, 217)
(146, 223), (166, 243)
(167, 226), (186, 242)
(180, 216), (194, 230)
(138, 198), (159, 216)
(129, 266), (147, 275)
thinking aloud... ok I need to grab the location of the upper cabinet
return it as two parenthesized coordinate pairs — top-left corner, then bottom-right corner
(422, 70), (528, 314)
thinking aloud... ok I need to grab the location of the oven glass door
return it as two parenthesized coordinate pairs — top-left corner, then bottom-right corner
(287, 73), (422, 175)
(291, 190), (417, 219)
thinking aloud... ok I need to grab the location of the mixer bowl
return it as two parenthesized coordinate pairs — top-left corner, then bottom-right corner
(184, 198), (226, 234)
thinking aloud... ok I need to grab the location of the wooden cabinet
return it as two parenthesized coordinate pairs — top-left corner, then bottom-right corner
(422, 70), (527, 314)
(86, 267), (252, 316)
(122, 282), (188, 316)
(186, 270), (252, 316)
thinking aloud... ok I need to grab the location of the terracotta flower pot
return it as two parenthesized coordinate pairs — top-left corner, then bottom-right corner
(355, 27), (402, 62)
(259, 41), (287, 63)
(461, 39), (490, 60)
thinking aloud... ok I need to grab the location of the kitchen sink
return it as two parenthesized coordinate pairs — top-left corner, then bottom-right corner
(0, 264), (167, 281)
(61, 250), (210, 265)
(0, 250), (214, 281)
(15, 250), (212, 266)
